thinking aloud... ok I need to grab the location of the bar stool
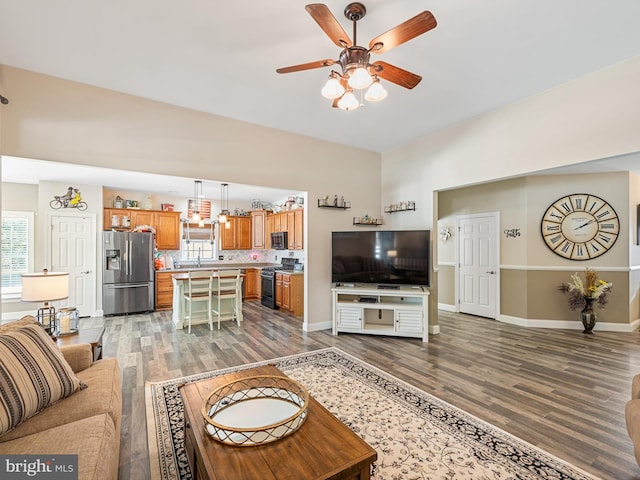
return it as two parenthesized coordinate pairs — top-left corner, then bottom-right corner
(211, 270), (242, 329)
(183, 271), (213, 333)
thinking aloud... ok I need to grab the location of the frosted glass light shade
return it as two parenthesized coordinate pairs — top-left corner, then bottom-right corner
(348, 67), (373, 90)
(337, 91), (360, 111)
(364, 80), (388, 102)
(21, 271), (69, 302)
(321, 77), (345, 99)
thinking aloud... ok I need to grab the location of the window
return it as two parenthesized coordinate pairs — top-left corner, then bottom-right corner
(1, 211), (35, 298)
(181, 223), (216, 261)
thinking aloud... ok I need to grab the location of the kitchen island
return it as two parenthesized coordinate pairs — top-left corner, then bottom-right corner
(156, 263), (276, 329)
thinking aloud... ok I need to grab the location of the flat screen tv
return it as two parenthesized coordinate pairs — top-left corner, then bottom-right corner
(331, 230), (430, 287)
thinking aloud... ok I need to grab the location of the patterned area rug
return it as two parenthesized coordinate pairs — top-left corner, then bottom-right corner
(145, 347), (600, 480)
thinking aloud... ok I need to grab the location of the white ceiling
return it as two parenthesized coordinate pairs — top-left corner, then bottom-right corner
(1, 0), (639, 154)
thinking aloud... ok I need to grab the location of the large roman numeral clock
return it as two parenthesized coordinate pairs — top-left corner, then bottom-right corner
(541, 193), (619, 260)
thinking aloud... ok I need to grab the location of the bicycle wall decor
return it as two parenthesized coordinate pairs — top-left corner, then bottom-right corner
(50, 186), (88, 211)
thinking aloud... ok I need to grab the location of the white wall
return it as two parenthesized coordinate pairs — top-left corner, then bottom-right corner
(382, 56), (640, 225)
(0, 66), (381, 330)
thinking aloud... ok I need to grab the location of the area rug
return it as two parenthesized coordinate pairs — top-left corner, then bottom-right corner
(146, 347), (599, 480)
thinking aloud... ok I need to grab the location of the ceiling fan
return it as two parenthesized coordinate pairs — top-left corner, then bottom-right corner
(276, 3), (437, 111)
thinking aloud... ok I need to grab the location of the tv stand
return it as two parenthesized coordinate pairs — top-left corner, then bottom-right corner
(331, 285), (429, 342)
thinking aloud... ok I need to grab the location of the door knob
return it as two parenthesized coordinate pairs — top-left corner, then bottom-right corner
(486, 271), (495, 274)
(81, 270), (91, 274)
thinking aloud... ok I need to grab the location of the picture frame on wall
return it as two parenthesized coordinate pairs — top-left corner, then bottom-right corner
(161, 203), (174, 211)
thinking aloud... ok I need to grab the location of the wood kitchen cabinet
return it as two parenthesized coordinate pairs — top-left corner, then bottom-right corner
(103, 208), (181, 250)
(155, 271), (174, 310)
(154, 212), (181, 250)
(265, 214), (274, 249)
(293, 209), (303, 249)
(243, 268), (261, 300)
(275, 272), (283, 308)
(265, 210), (304, 250)
(219, 216), (251, 250)
(251, 211), (266, 249)
(275, 272), (303, 316)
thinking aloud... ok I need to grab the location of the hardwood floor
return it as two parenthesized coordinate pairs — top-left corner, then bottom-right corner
(81, 302), (640, 480)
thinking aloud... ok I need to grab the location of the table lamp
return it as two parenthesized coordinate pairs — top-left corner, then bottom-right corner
(21, 269), (69, 335)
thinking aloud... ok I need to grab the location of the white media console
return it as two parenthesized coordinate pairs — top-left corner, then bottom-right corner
(331, 284), (430, 342)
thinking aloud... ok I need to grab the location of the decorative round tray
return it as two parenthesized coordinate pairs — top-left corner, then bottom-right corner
(201, 375), (309, 446)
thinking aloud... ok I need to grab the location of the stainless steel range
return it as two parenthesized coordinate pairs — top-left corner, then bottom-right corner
(261, 258), (298, 309)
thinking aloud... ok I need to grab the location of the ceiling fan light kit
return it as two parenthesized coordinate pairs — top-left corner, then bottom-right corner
(277, 3), (437, 111)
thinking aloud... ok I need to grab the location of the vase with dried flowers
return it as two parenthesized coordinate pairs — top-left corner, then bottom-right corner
(558, 268), (612, 334)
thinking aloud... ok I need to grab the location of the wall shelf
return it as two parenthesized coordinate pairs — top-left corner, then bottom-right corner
(353, 217), (382, 226)
(318, 199), (351, 209)
(384, 202), (416, 214)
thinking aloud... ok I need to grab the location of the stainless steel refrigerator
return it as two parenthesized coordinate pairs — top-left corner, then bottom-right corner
(102, 231), (154, 315)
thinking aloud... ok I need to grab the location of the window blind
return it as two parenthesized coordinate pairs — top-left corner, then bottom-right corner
(1, 212), (33, 294)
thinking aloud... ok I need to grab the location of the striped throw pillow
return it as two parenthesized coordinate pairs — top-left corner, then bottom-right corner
(0, 323), (87, 435)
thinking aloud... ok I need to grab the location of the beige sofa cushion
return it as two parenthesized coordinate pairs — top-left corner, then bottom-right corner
(0, 413), (119, 480)
(626, 399), (640, 466)
(0, 315), (38, 333)
(0, 323), (86, 435)
(0, 357), (121, 442)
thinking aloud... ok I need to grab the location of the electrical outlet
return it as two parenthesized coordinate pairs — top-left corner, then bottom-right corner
(218, 255), (224, 260)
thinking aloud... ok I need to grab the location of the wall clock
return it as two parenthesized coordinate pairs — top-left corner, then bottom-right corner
(541, 193), (619, 260)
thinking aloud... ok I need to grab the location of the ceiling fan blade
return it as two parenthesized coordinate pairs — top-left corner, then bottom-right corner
(305, 4), (353, 48)
(276, 59), (336, 74)
(371, 61), (422, 89)
(369, 11), (437, 54)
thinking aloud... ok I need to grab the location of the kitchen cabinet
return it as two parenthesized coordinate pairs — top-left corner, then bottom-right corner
(155, 271), (174, 310)
(103, 208), (181, 250)
(293, 209), (304, 249)
(286, 212), (295, 249)
(219, 216), (251, 250)
(265, 214), (274, 249)
(275, 272), (303, 316)
(251, 211), (266, 249)
(243, 268), (261, 300)
(265, 210), (304, 250)
(154, 212), (181, 250)
(131, 210), (154, 229)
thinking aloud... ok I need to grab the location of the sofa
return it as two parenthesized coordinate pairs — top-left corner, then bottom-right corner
(0, 316), (121, 479)
(626, 374), (640, 467)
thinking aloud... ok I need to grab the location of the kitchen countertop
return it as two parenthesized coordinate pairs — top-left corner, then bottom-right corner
(155, 263), (283, 274)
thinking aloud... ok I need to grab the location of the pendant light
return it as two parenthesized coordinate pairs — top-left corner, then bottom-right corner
(191, 180), (203, 223)
(218, 183), (230, 225)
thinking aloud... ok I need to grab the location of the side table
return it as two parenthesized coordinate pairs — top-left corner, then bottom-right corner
(56, 326), (105, 361)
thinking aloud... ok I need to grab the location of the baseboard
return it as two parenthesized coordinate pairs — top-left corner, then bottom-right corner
(499, 314), (638, 333)
(438, 303), (456, 312)
(305, 320), (333, 332)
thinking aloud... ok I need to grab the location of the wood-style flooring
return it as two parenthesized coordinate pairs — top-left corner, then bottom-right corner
(80, 302), (640, 480)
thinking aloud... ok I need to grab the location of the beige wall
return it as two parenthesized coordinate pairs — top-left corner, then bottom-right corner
(437, 171), (636, 328)
(0, 65), (381, 330)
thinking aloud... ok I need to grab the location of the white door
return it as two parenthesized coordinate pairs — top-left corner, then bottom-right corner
(50, 215), (96, 317)
(457, 213), (499, 319)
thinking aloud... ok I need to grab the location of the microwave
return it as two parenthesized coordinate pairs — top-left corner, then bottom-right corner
(271, 232), (288, 250)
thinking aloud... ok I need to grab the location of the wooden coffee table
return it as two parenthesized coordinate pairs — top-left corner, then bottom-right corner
(180, 364), (377, 480)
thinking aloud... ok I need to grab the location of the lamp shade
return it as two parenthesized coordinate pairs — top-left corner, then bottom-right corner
(21, 271), (69, 303)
